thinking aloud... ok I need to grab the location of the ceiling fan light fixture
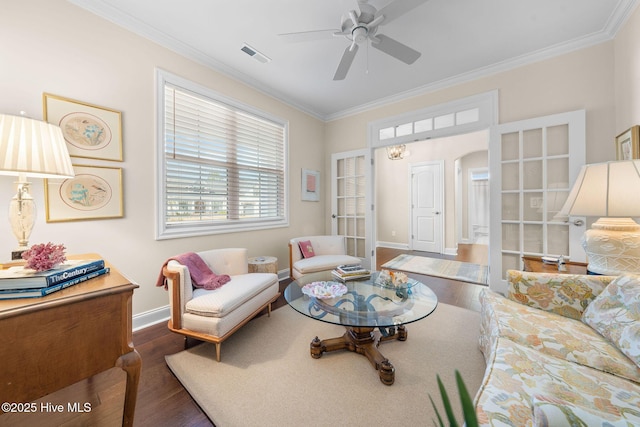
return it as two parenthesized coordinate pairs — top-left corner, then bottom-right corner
(352, 26), (368, 43)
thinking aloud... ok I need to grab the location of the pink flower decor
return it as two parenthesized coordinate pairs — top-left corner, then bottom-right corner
(22, 243), (67, 271)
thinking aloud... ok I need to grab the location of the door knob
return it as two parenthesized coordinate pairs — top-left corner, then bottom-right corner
(434, 211), (441, 215)
(331, 214), (337, 218)
(572, 219), (584, 226)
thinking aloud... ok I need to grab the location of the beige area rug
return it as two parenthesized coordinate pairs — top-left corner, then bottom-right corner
(165, 304), (486, 427)
(382, 254), (489, 286)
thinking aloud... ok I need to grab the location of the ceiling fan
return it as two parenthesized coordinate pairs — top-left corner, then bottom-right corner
(279, 0), (428, 80)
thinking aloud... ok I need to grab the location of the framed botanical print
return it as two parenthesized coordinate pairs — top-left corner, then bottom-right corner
(45, 164), (123, 222)
(615, 125), (640, 160)
(43, 93), (123, 161)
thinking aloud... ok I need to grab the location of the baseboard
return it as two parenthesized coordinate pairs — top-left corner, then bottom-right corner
(278, 269), (289, 281)
(133, 305), (170, 331)
(376, 241), (410, 250)
(133, 273), (290, 332)
(443, 247), (458, 256)
(377, 241), (457, 256)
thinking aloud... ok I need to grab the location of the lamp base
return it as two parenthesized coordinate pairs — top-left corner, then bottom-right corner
(11, 248), (27, 261)
(8, 178), (36, 256)
(582, 218), (640, 275)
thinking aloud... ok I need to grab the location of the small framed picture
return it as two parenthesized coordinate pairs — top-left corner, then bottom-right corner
(301, 169), (320, 202)
(43, 93), (123, 161)
(615, 125), (640, 160)
(45, 164), (123, 222)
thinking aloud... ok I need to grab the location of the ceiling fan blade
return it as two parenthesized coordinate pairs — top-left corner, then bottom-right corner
(348, 10), (359, 27)
(371, 34), (421, 64)
(365, 14), (384, 29)
(333, 43), (359, 80)
(278, 29), (339, 43)
(375, 0), (429, 25)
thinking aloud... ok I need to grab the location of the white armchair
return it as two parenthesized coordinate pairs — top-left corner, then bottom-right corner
(162, 248), (280, 362)
(288, 235), (361, 279)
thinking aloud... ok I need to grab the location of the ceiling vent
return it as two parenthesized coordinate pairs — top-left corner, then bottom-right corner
(241, 43), (271, 64)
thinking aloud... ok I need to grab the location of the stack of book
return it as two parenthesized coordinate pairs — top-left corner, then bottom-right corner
(331, 264), (371, 281)
(0, 259), (109, 300)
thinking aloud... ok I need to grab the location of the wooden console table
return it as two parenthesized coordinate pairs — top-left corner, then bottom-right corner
(0, 254), (140, 426)
(522, 256), (588, 275)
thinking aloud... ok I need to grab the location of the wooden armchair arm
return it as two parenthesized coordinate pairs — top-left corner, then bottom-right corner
(288, 242), (294, 277)
(163, 266), (182, 330)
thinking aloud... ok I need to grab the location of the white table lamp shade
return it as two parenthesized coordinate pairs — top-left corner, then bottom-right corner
(0, 114), (74, 179)
(557, 160), (640, 218)
(557, 160), (640, 275)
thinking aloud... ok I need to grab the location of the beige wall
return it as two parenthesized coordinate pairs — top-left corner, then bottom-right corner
(0, 0), (325, 318)
(615, 4), (640, 133)
(326, 41), (615, 160)
(326, 41), (617, 244)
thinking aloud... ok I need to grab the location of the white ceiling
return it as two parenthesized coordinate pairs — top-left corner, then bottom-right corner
(69, 0), (637, 121)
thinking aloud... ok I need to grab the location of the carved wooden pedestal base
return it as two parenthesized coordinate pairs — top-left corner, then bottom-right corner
(309, 325), (407, 385)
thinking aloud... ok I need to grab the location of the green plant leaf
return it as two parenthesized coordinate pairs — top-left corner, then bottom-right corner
(455, 370), (479, 427)
(437, 374), (459, 427)
(428, 394), (445, 427)
(430, 371), (479, 427)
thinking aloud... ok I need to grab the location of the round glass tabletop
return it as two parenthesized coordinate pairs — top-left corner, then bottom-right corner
(284, 270), (438, 328)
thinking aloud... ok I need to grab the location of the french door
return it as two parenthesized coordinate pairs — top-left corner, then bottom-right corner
(489, 110), (586, 293)
(331, 149), (371, 268)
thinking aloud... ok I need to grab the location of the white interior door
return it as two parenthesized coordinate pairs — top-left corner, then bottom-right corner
(331, 149), (371, 268)
(410, 161), (444, 253)
(489, 110), (586, 293)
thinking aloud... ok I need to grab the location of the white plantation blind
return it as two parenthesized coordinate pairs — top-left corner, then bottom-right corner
(157, 74), (287, 238)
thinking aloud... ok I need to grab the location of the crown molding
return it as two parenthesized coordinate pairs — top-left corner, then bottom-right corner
(68, 0), (325, 121)
(69, 0), (639, 123)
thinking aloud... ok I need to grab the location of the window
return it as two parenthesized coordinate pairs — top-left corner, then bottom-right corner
(156, 70), (288, 239)
(371, 91), (497, 147)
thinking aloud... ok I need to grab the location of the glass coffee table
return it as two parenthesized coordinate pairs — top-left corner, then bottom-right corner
(284, 270), (438, 385)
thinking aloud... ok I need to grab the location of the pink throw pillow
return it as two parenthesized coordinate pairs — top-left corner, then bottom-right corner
(298, 240), (315, 258)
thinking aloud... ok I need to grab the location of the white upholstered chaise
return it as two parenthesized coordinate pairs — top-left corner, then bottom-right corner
(162, 248), (280, 362)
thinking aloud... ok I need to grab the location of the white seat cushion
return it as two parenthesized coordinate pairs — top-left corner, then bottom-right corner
(293, 254), (361, 274)
(185, 273), (276, 318)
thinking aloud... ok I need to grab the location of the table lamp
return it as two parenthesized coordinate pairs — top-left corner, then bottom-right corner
(556, 160), (640, 275)
(0, 113), (75, 259)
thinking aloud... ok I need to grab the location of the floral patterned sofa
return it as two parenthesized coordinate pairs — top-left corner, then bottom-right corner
(474, 270), (640, 426)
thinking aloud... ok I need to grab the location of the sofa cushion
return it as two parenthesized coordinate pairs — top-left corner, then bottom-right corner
(293, 254), (361, 274)
(480, 289), (640, 383)
(186, 273), (277, 318)
(583, 274), (640, 369)
(532, 396), (630, 427)
(475, 337), (640, 427)
(506, 270), (615, 320)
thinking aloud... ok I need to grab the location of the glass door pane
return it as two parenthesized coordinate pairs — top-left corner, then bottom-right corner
(332, 150), (370, 266)
(491, 111), (586, 289)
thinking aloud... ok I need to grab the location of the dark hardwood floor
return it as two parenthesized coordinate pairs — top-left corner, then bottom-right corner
(2, 245), (487, 427)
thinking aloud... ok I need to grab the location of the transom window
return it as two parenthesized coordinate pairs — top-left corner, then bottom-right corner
(370, 91), (496, 148)
(156, 70), (288, 239)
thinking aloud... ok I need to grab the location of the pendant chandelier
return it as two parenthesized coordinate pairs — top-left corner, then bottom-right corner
(386, 144), (406, 160)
